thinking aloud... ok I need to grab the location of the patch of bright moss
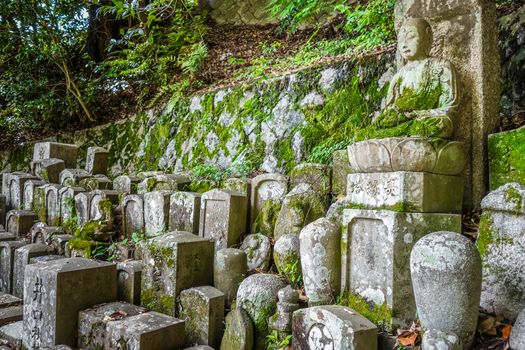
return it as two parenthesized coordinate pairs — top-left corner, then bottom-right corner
(337, 291), (393, 331)
(253, 199), (281, 237)
(477, 213), (495, 259)
(504, 185), (522, 214)
(488, 127), (525, 190)
(141, 288), (175, 315)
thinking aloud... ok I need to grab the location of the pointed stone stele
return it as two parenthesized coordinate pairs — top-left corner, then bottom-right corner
(292, 305), (378, 350)
(85, 146), (109, 176)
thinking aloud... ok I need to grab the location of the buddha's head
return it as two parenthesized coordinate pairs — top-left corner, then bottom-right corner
(398, 18), (433, 61)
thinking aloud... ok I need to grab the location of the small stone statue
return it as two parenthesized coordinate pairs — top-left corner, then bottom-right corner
(268, 285), (300, 338)
(372, 18), (459, 139)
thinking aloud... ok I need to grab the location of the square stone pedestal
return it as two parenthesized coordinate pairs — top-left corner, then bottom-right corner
(342, 209), (461, 328)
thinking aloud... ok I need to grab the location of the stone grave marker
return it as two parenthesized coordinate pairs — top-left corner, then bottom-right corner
(300, 218), (341, 306)
(220, 308), (254, 350)
(13, 244), (54, 298)
(290, 163), (332, 196)
(122, 194), (145, 239)
(58, 186), (84, 224)
(250, 173), (288, 234)
(74, 192), (93, 225)
(7, 173), (38, 210)
(32, 142), (78, 168)
(78, 302), (147, 350)
(117, 260), (142, 305)
(113, 175), (141, 194)
(59, 169), (91, 187)
(137, 174), (179, 194)
(0, 241), (27, 293)
(169, 191), (201, 235)
(79, 175), (113, 191)
(332, 149), (352, 196)
(240, 233), (271, 272)
(44, 184), (63, 226)
(6, 210), (37, 238)
(144, 190), (172, 236)
(141, 232), (214, 316)
(22, 258), (117, 349)
(214, 248), (247, 307)
(85, 146), (109, 175)
(199, 189), (247, 251)
(89, 189), (118, 221)
(2, 172), (24, 210)
(477, 183), (525, 321)
(23, 180), (46, 211)
(31, 158), (65, 184)
(105, 311), (185, 350)
(292, 305), (378, 350)
(179, 286), (225, 347)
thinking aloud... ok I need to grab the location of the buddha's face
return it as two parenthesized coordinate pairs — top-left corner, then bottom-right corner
(398, 23), (431, 61)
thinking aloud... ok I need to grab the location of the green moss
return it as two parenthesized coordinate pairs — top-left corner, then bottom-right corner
(337, 291), (393, 331)
(504, 185), (523, 213)
(488, 128), (525, 190)
(253, 200), (282, 237)
(98, 199), (114, 220)
(67, 238), (106, 258)
(73, 220), (104, 240)
(477, 213), (495, 259)
(141, 288), (175, 315)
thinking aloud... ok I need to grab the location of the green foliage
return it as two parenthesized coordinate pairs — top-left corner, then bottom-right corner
(268, 0), (396, 50)
(266, 330), (292, 350)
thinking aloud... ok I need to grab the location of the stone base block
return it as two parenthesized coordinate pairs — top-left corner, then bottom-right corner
(342, 209), (462, 328)
(347, 172), (463, 213)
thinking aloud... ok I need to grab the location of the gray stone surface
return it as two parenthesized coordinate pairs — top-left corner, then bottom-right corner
(122, 194), (145, 239)
(4, 173), (38, 210)
(332, 149), (352, 196)
(117, 260), (142, 305)
(274, 234), (301, 285)
(478, 183), (525, 321)
(169, 191), (201, 235)
(411, 232), (481, 349)
(44, 184), (63, 226)
(78, 301), (147, 350)
(32, 158), (65, 184)
(510, 307), (525, 350)
(274, 183), (327, 240)
(5, 210), (37, 238)
(292, 305), (378, 350)
(219, 308), (254, 350)
(199, 189), (247, 251)
(59, 168), (91, 187)
(105, 311), (185, 350)
(394, 0), (500, 209)
(48, 234), (73, 255)
(421, 329), (462, 350)
(0, 305), (22, 326)
(85, 146), (109, 175)
(240, 233), (271, 272)
(58, 186), (84, 224)
(144, 190), (172, 236)
(22, 258), (117, 349)
(179, 286), (225, 347)
(300, 218), (341, 306)
(250, 173), (288, 233)
(79, 175), (113, 191)
(0, 241), (26, 294)
(74, 191), (93, 225)
(113, 175), (141, 194)
(0, 196), (5, 228)
(137, 174), (180, 194)
(13, 244), (54, 299)
(290, 163), (332, 196)
(141, 232), (214, 316)
(346, 172), (464, 213)
(0, 321), (22, 349)
(342, 209), (462, 327)
(214, 248), (246, 307)
(268, 286), (299, 338)
(33, 142), (78, 168)
(89, 189), (118, 221)
(236, 273), (287, 347)
(23, 180), (46, 211)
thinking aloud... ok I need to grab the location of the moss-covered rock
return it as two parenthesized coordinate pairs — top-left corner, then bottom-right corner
(489, 126), (525, 190)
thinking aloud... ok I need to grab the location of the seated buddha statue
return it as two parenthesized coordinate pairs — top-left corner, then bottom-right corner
(371, 18), (459, 139)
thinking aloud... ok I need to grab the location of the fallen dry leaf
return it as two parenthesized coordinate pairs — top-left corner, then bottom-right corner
(399, 333), (418, 347)
(501, 324), (512, 340)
